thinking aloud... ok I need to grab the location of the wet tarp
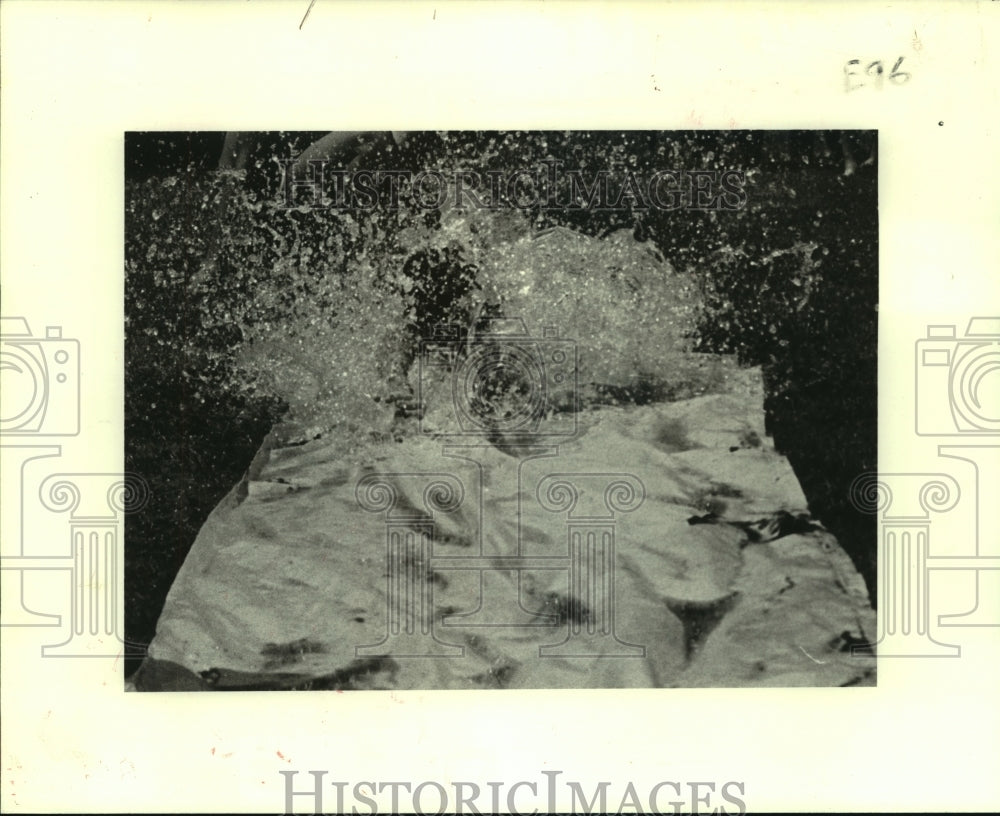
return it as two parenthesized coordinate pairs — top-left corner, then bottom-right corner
(134, 224), (875, 690)
(135, 363), (875, 691)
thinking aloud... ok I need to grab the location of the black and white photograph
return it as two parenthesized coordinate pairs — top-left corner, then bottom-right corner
(125, 130), (878, 691)
(2, 2), (998, 814)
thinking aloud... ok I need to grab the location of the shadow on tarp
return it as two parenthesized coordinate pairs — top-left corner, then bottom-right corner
(133, 360), (876, 691)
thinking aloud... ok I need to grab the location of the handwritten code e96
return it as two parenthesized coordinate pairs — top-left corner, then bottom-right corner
(844, 57), (911, 92)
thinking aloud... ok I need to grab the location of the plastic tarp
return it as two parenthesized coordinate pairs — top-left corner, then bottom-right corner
(135, 365), (875, 691)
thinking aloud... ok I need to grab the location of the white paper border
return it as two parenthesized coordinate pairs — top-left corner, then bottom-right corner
(2, 1), (998, 812)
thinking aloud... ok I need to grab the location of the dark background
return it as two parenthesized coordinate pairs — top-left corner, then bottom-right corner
(124, 130), (877, 678)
